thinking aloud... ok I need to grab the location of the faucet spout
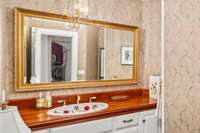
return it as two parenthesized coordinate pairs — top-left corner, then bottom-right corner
(76, 95), (81, 104)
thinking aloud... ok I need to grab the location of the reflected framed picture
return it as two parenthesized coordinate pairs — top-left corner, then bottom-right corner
(121, 47), (133, 65)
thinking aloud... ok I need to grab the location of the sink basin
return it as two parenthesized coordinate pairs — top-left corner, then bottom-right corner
(47, 102), (108, 116)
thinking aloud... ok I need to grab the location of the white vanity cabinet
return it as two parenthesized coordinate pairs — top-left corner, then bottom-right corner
(32, 110), (157, 133)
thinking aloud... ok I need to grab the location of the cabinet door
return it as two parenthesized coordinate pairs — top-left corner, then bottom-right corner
(144, 115), (158, 133)
(138, 110), (157, 133)
(50, 118), (113, 133)
(115, 126), (138, 133)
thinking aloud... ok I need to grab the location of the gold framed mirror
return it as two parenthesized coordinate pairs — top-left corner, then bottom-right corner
(15, 8), (139, 91)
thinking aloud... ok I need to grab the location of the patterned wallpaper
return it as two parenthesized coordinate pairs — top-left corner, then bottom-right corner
(165, 0), (200, 132)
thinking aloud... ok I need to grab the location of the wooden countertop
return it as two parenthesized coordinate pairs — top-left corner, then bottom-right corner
(9, 89), (157, 131)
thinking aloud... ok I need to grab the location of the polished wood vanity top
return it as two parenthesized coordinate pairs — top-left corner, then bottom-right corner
(9, 89), (157, 131)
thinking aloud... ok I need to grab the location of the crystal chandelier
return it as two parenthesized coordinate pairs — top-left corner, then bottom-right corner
(67, 0), (89, 30)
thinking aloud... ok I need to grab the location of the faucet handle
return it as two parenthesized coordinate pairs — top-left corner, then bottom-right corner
(57, 99), (66, 106)
(89, 96), (96, 103)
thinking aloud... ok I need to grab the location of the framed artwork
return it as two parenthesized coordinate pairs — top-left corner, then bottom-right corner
(121, 47), (133, 65)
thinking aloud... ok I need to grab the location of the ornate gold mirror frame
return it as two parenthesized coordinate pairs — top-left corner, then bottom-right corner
(15, 8), (140, 92)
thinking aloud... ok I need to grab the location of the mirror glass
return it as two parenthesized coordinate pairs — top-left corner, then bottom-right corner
(24, 16), (134, 84)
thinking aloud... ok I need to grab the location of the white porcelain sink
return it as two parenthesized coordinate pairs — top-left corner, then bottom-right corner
(47, 102), (108, 116)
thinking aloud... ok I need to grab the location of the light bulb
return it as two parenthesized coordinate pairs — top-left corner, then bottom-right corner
(74, 4), (79, 10)
(79, 7), (84, 12)
(84, 7), (88, 13)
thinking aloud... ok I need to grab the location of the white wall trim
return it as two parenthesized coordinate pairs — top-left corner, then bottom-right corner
(32, 27), (78, 82)
(161, 0), (165, 132)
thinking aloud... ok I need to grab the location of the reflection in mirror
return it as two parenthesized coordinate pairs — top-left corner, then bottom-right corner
(24, 16), (134, 84)
(105, 28), (134, 80)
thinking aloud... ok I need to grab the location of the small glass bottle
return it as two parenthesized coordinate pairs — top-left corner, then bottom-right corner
(44, 92), (52, 109)
(36, 92), (45, 110)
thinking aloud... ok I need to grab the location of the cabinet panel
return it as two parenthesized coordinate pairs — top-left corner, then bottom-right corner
(32, 129), (49, 133)
(50, 118), (113, 133)
(115, 126), (138, 133)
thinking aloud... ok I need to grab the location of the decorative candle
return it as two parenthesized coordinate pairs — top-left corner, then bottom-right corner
(1, 90), (5, 102)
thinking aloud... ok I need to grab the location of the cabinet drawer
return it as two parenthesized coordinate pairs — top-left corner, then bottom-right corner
(114, 113), (139, 130)
(50, 118), (113, 133)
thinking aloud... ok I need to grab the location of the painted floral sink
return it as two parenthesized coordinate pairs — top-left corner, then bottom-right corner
(47, 102), (108, 116)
